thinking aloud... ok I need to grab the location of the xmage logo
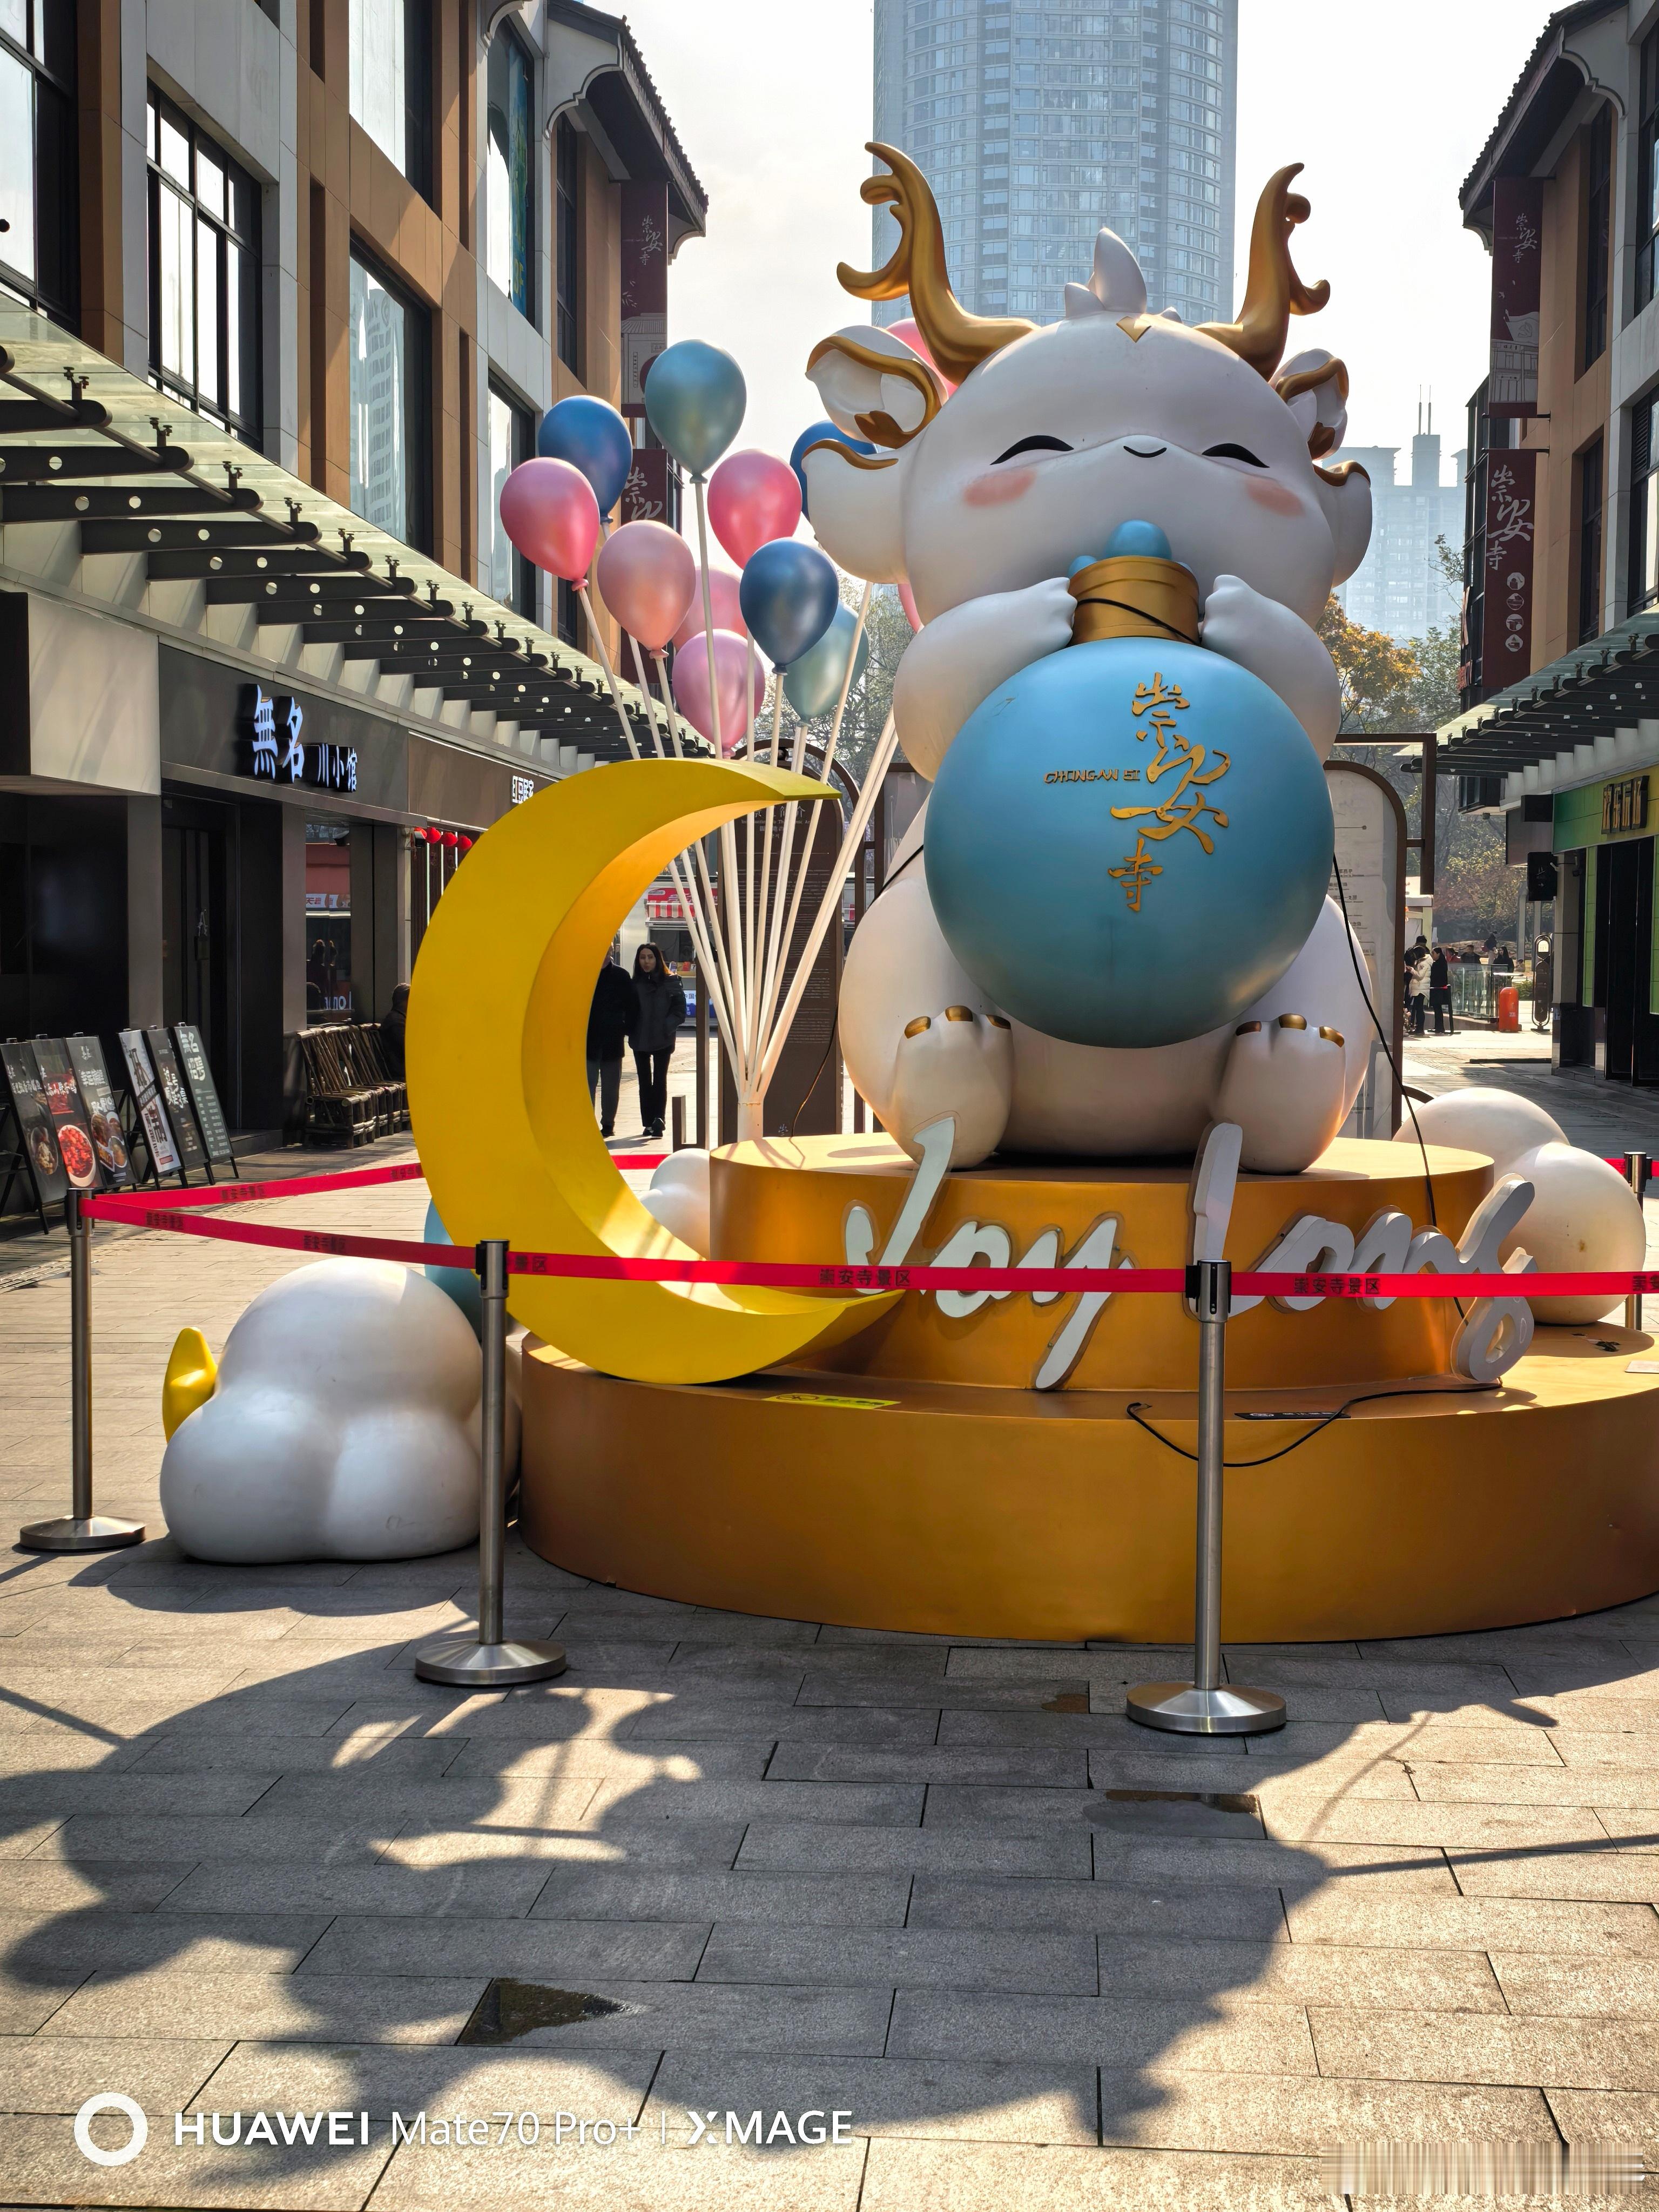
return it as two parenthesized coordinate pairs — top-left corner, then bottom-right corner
(73, 2094), (148, 2168)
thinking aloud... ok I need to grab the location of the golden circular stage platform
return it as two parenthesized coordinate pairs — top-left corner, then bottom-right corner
(519, 1136), (1659, 1643)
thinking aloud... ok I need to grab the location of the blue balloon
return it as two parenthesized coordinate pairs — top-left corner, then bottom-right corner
(422, 1200), (482, 1337)
(784, 603), (870, 718)
(643, 341), (746, 477)
(788, 419), (876, 519)
(926, 529), (1333, 1049)
(739, 538), (840, 670)
(537, 396), (635, 516)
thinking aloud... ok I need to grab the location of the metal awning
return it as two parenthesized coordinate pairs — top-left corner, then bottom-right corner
(0, 300), (692, 767)
(1438, 610), (1659, 786)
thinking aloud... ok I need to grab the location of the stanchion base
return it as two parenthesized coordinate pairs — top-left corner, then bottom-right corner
(1126, 1681), (1286, 1736)
(17, 1515), (145, 1554)
(414, 1637), (568, 1688)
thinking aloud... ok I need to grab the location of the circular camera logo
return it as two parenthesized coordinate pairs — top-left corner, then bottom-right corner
(74, 2093), (148, 2168)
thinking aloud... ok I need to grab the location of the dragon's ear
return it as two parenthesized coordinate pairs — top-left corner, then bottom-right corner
(800, 440), (906, 585)
(807, 325), (944, 450)
(1274, 348), (1349, 460)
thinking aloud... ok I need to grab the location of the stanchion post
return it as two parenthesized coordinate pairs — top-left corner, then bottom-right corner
(19, 1192), (145, 1554)
(1625, 1152), (1649, 1333)
(1126, 1260), (1285, 1736)
(415, 1240), (565, 1688)
(671, 1095), (686, 1151)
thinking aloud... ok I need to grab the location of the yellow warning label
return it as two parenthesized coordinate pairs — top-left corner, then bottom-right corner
(765, 1392), (899, 1411)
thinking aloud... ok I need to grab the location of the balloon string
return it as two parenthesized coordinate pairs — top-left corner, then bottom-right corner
(652, 647), (744, 1057)
(744, 676), (790, 1106)
(756, 579), (885, 1070)
(626, 632), (737, 1051)
(575, 581), (643, 765)
(760, 709), (900, 1097)
(754, 578), (876, 1069)
(691, 473), (751, 1083)
(742, 632), (760, 1096)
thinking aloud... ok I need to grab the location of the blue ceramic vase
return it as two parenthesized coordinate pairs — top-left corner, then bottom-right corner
(925, 527), (1333, 1050)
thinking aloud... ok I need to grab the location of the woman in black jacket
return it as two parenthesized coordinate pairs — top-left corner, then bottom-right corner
(630, 945), (686, 1138)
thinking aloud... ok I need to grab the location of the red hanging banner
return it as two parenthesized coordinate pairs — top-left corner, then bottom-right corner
(1483, 444), (1537, 680)
(1489, 178), (1543, 419)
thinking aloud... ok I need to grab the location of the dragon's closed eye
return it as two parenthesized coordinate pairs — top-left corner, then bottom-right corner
(1203, 442), (1268, 468)
(992, 435), (1074, 463)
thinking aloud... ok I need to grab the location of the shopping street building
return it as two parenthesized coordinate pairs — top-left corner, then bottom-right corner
(0, 0), (704, 1154)
(1444, 1), (1659, 1083)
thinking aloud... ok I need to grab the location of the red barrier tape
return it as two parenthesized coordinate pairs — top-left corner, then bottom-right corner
(65, 1191), (1659, 1301)
(80, 1153), (666, 1219)
(76, 1153), (1658, 1300)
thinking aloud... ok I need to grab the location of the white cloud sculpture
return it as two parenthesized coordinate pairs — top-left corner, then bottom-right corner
(159, 1259), (506, 1563)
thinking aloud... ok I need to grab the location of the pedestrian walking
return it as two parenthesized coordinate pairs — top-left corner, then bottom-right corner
(1405, 949), (1428, 1036)
(630, 944), (686, 1139)
(1429, 946), (1452, 1035)
(586, 953), (638, 1138)
(381, 983), (409, 1076)
(1533, 938), (1554, 1030)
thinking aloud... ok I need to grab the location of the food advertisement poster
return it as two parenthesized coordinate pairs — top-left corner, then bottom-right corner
(144, 1028), (206, 1172)
(31, 1037), (101, 1190)
(118, 1029), (183, 1180)
(66, 1034), (133, 1189)
(172, 1024), (234, 1166)
(0, 1041), (68, 1207)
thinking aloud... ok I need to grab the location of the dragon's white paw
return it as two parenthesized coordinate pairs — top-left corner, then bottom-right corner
(887, 1006), (1013, 1168)
(1215, 1013), (1348, 1173)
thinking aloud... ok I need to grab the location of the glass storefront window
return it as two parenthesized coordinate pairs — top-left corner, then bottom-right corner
(305, 818), (353, 1023)
(349, 251), (429, 550)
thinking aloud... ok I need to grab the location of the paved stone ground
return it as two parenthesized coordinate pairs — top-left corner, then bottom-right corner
(3, 1156), (1659, 2207)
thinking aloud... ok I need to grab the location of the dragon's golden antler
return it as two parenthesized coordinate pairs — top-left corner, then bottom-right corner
(1198, 165), (1330, 381)
(837, 143), (1034, 387)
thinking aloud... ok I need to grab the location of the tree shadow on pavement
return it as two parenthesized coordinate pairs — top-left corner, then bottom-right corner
(2, 1541), (1657, 2204)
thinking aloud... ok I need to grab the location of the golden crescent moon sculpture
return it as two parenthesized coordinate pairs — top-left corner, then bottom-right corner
(406, 758), (895, 1385)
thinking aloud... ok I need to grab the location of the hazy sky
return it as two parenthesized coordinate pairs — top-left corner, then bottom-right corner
(622, 1), (1560, 483)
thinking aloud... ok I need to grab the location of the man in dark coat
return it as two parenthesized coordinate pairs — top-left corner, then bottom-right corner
(1429, 946), (1451, 1034)
(586, 954), (638, 1138)
(381, 983), (409, 1075)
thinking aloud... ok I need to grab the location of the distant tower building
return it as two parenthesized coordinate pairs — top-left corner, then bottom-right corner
(871, 0), (1237, 330)
(1338, 408), (1468, 643)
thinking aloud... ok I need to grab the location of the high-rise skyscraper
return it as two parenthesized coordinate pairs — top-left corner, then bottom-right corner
(872, 1), (1237, 331)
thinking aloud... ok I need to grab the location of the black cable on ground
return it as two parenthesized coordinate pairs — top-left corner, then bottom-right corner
(781, 1014), (840, 1136)
(1124, 1377), (1500, 1468)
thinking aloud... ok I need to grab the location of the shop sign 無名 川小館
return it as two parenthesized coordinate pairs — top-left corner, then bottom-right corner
(244, 684), (357, 794)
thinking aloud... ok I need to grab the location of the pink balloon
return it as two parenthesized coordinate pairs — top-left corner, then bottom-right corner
(886, 318), (957, 397)
(498, 457), (599, 584)
(707, 449), (802, 569)
(898, 578), (922, 632)
(671, 566), (746, 650)
(595, 521), (697, 651)
(672, 628), (764, 753)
